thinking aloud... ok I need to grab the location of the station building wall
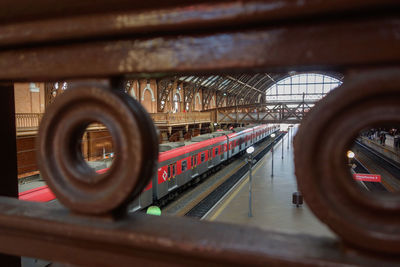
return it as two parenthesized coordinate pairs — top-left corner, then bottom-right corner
(14, 83), (45, 114)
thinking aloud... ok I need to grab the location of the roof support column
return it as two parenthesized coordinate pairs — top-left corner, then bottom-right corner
(0, 83), (20, 267)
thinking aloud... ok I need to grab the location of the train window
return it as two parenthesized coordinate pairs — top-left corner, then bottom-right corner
(191, 156), (193, 167)
(194, 155), (198, 165)
(168, 165), (171, 178)
(201, 153), (205, 162)
(209, 149), (212, 159)
(172, 164), (176, 177)
(215, 147), (219, 155)
(182, 160), (187, 172)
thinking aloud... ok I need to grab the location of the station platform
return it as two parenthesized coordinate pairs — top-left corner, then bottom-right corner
(358, 136), (400, 164)
(204, 127), (335, 238)
(19, 180), (46, 192)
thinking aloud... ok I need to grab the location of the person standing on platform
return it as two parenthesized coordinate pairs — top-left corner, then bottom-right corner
(394, 133), (400, 150)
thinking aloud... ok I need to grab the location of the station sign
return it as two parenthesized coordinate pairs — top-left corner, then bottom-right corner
(353, 173), (381, 182)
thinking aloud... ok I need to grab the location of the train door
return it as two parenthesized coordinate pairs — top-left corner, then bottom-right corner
(225, 136), (230, 159)
(200, 152), (206, 165)
(208, 148), (213, 168)
(220, 144), (225, 161)
(167, 163), (177, 191)
(233, 139), (238, 155)
(191, 154), (198, 177)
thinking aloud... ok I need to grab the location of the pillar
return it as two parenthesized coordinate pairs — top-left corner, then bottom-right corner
(0, 83), (21, 266)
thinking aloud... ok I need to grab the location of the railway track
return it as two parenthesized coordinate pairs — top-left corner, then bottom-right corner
(352, 158), (388, 192)
(184, 132), (285, 219)
(355, 141), (400, 178)
(353, 140), (400, 192)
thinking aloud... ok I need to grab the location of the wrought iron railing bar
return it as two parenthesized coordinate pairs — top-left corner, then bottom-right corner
(0, 18), (398, 81)
(0, 1), (398, 48)
(0, 197), (395, 266)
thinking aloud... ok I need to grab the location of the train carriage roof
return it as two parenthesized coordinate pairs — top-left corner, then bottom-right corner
(158, 124), (269, 161)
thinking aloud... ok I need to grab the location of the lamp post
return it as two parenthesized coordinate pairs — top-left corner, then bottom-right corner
(281, 132), (284, 159)
(270, 133), (276, 177)
(287, 125), (294, 150)
(246, 146), (255, 217)
(287, 127), (290, 150)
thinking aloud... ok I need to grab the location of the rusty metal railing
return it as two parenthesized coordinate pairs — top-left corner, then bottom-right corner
(15, 113), (43, 129)
(151, 112), (211, 126)
(0, 0), (400, 266)
(15, 112), (212, 130)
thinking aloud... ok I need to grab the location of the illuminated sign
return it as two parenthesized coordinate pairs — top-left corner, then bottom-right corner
(353, 173), (381, 182)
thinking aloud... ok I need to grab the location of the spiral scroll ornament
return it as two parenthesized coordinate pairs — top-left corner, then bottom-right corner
(294, 68), (400, 254)
(37, 82), (158, 215)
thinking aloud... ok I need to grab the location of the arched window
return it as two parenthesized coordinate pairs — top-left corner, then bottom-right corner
(173, 93), (180, 113)
(126, 81), (136, 99)
(195, 93), (201, 111)
(266, 73), (342, 102)
(211, 96), (216, 108)
(51, 82), (68, 97)
(55, 82), (68, 91)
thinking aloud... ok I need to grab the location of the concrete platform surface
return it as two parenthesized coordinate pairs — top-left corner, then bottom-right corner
(205, 127), (335, 238)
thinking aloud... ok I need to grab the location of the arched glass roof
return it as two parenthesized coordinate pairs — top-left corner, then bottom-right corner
(266, 73), (342, 102)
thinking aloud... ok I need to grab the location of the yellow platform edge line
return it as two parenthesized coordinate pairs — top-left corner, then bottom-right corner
(209, 155), (268, 221)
